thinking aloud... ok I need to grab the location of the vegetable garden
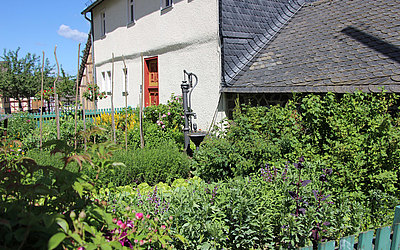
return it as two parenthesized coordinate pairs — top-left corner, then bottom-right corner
(1, 91), (399, 249)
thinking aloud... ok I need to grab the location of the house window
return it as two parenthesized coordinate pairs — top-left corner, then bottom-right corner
(106, 71), (112, 94)
(122, 67), (128, 96)
(102, 71), (112, 94)
(161, 0), (172, 10)
(128, 0), (135, 24)
(144, 57), (159, 107)
(101, 72), (106, 92)
(100, 11), (106, 36)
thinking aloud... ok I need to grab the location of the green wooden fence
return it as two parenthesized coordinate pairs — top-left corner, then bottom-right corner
(32, 107), (134, 126)
(300, 205), (400, 250)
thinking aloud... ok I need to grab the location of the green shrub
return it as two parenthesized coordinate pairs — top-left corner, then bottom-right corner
(86, 143), (190, 186)
(6, 112), (36, 141)
(192, 91), (400, 199)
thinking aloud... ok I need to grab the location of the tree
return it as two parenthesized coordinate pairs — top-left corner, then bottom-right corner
(0, 48), (53, 111)
(58, 68), (77, 105)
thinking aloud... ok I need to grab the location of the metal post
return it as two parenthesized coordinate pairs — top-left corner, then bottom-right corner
(181, 78), (191, 155)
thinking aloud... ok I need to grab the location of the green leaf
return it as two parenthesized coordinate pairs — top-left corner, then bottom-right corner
(175, 234), (186, 243)
(70, 232), (84, 245)
(0, 219), (12, 231)
(73, 181), (84, 198)
(14, 228), (27, 242)
(56, 218), (69, 233)
(48, 232), (66, 250)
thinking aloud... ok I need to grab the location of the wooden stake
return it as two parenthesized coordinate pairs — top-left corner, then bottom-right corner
(82, 94), (87, 152)
(53, 46), (60, 140)
(40, 51), (44, 149)
(74, 43), (81, 150)
(140, 53), (144, 148)
(122, 55), (128, 151)
(111, 53), (116, 143)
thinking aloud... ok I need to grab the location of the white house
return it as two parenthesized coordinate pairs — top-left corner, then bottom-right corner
(82, 0), (225, 130)
(82, 0), (307, 129)
(82, 0), (400, 129)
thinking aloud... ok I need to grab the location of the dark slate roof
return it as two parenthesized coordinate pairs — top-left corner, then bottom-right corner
(221, 0), (307, 84)
(78, 33), (92, 86)
(222, 0), (400, 93)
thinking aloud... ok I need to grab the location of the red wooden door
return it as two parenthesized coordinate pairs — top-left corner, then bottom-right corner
(144, 57), (159, 107)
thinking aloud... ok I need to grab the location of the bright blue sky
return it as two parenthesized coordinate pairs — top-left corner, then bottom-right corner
(0, 1), (91, 76)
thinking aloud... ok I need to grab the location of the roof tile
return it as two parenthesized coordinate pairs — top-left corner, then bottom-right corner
(223, 0), (400, 93)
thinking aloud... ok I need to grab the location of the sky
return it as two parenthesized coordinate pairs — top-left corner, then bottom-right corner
(0, 0), (92, 76)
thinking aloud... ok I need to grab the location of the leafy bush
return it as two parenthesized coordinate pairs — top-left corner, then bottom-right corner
(94, 159), (397, 249)
(192, 91), (400, 199)
(6, 112), (36, 141)
(0, 139), (96, 249)
(84, 142), (190, 186)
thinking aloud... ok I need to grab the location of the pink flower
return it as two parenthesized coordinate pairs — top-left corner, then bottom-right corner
(167, 112), (171, 115)
(78, 247), (85, 250)
(162, 114), (166, 118)
(146, 214), (151, 219)
(112, 218), (117, 223)
(134, 239), (138, 244)
(162, 125), (165, 129)
(161, 225), (166, 230)
(117, 220), (123, 227)
(140, 240), (144, 246)
(136, 213), (143, 220)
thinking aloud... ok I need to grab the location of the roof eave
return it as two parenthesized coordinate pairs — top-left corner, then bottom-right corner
(81, 0), (105, 15)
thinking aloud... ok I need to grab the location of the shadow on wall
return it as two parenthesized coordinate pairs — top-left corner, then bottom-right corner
(341, 26), (400, 64)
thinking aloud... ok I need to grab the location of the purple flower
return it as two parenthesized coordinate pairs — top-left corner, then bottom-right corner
(298, 208), (306, 215)
(313, 190), (319, 200)
(301, 180), (311, 186)
(289, 191), (297, 199)
(321, 194), (331, 201)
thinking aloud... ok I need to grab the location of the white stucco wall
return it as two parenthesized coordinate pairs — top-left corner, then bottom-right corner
(90, 0), (224, 130)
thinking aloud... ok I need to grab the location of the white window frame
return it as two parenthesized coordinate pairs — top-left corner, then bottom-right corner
(160, 0), (173, 10)
(100, 10), (106, 36)
(127, 0), (135, 24)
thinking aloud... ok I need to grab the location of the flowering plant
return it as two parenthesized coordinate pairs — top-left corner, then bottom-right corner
(83, 83), (107, 102)
(35, 87), (54, 101)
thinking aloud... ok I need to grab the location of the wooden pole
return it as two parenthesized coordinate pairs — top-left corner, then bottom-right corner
(53, 46), (60, 140)
(111, 53), (116, 143)
(40, 51), (44, 149)
(82, 104), (87, 151)
(74, 43), (81, 150)
(122, 55), (128, 151)
(140, 53), (144, 148)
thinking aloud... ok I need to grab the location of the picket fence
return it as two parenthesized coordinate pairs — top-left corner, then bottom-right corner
(300, 205), (400, 250)
(32, 107), (134, 126)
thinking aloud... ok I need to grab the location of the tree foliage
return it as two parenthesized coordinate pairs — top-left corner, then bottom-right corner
(0, 48), (76, 110)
